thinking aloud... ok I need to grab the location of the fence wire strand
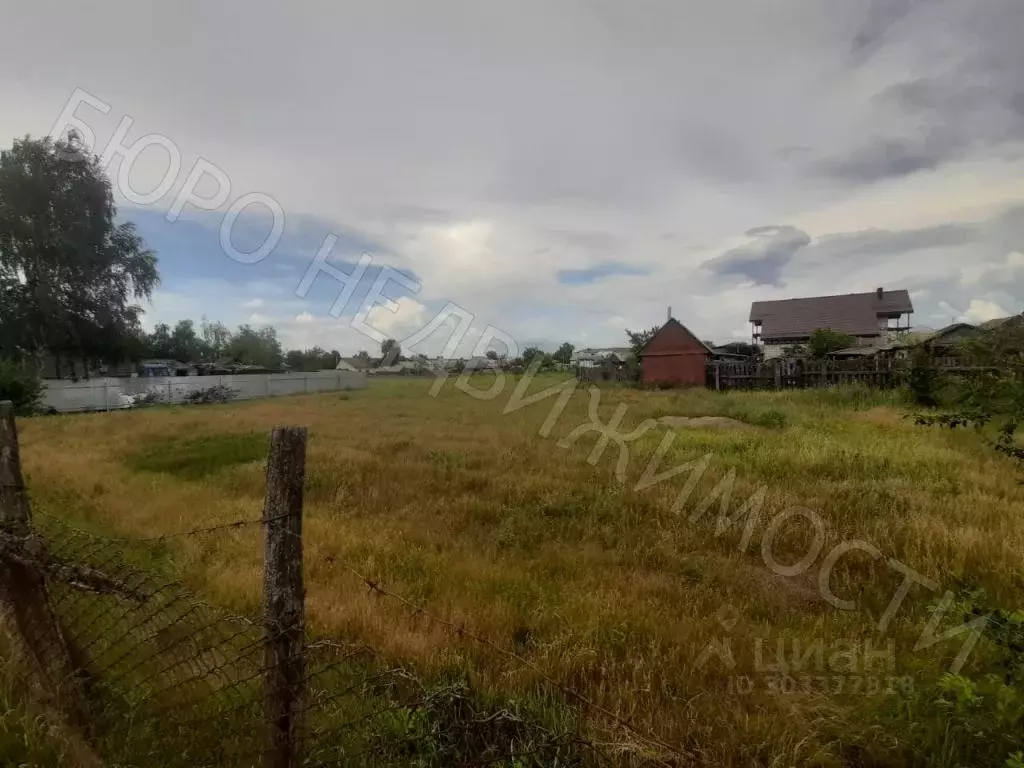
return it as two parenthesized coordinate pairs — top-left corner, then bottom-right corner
(319, 553), (685, 765)
(0, 509), (680, 767)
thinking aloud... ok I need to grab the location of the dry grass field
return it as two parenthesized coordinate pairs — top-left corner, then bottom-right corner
(14, 375), (1024, 766)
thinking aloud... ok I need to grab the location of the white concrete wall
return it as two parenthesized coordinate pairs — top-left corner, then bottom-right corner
(41, 370), (366, 413)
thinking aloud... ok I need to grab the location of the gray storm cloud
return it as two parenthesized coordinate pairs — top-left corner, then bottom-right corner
(0, 0), (1022, 345)
(703, 226), (812, 287)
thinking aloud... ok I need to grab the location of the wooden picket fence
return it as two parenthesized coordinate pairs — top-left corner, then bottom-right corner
(709, 356), (994, 391)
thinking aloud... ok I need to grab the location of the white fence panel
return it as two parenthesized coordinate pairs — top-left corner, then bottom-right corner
(41, 371), (365, 413)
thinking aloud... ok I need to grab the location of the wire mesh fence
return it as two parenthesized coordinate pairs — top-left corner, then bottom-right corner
(0, 402), (680, 767)
(11, 517), (617, 767)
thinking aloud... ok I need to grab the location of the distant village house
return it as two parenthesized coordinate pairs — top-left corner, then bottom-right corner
(572, 347), (632, 368)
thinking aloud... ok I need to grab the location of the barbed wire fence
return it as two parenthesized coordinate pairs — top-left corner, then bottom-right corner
(0, 401), (683, 767)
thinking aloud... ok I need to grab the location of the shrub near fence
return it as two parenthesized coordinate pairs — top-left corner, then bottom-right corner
(0, 401), (674, 767)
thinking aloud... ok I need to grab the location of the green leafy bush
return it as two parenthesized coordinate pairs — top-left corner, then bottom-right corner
(807, 328), (857, 358)
(864, 589), (1024, 766)
(0, 359), (42, 414)
(916, 320), (1024, 469)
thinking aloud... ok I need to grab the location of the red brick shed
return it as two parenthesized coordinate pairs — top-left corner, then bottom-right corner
(638, 318), (713, 387)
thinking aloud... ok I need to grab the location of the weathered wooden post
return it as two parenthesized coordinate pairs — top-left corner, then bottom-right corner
(0, 401), (84, 720)
(0, 402), (34, 540)
(262, 426), (308, 768)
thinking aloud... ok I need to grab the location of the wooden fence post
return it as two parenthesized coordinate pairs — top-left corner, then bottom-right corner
(0, 401), (85, 721)
(262, 426), (308, 768)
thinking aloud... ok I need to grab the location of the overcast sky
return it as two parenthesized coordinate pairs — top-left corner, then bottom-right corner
(2, 1), (1023, 355)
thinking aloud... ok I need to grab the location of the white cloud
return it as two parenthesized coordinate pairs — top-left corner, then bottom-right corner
(365, 296), (429, 338)
(962, 298), (1011, 323)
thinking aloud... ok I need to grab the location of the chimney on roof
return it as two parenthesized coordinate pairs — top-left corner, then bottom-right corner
(667, 306), (672, 322)
(877, 287), (884, 300)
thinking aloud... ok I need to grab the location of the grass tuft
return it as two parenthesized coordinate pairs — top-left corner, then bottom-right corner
(124, 433), (268, 480)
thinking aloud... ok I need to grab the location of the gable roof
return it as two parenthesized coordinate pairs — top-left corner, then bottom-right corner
(980, 314), (1024, 331)
(917, 323), (979, 346)
(638, 318), (715, 356)
(337, 356), (372, 370)
(750, 289), (913, 340)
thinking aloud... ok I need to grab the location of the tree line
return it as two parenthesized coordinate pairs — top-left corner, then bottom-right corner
(132, 318), (328, 372)
(519, 342), (574, 370)
(0, 134), (361, 379)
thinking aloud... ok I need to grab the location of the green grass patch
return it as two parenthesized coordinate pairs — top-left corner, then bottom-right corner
(0, 658), (74, 766)
(124, 432), (267, 480)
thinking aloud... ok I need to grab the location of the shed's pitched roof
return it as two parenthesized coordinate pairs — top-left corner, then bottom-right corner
(637, 318), (715, 356)
(749, 289), (913, 340)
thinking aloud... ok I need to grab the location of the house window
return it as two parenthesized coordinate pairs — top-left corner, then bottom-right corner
(880, 316), (902, 330)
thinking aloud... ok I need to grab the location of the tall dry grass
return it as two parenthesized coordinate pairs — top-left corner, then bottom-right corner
(15, 376), (1024, 765)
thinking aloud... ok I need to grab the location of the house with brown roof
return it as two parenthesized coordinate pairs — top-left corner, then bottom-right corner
(749, 287), (914, 359)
